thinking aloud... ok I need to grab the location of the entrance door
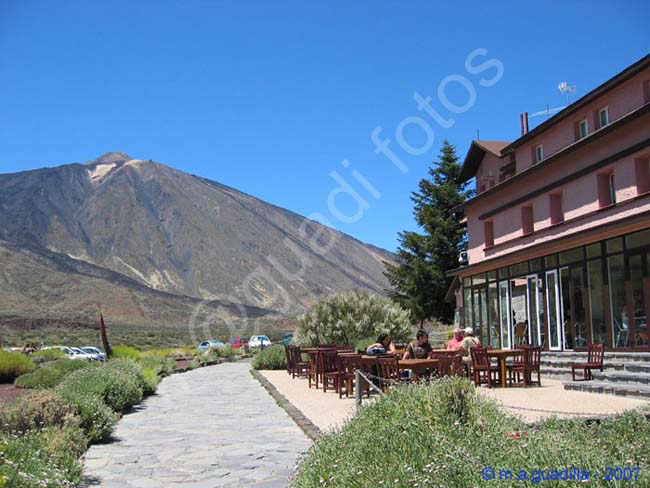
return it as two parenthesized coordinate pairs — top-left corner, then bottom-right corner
(526, 274), (544, 347)
(546, 269), (563, 350)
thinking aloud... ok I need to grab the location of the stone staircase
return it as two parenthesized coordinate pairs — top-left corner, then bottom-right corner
(540, 351), (650, 399)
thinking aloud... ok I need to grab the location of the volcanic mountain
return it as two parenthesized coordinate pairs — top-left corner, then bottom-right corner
(0, 152), (393, 329)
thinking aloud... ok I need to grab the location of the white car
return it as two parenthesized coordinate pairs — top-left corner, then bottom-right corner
(46, 346), (94, 361)
(80, 346), (107, 361)
(248, 335), (272, 349)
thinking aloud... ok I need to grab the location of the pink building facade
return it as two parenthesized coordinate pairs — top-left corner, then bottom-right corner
(454, 55), (650, 351)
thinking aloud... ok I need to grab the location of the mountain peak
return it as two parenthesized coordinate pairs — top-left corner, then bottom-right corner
(87, 151), (133, 166)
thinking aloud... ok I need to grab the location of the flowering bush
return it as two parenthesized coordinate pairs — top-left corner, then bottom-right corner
(295, 289), (412, 347)
(0, 390), (78, 434)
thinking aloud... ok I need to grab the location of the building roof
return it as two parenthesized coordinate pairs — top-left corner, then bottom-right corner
(458, 140), (509, 183)
(502, 53), (650, 153)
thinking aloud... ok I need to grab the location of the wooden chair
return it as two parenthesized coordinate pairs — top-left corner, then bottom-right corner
(508, 345), (541, 387)
(376, 357), (401, 392)
(284, 345), (293, 375)
(290, 346), (309, 378)
(307, 350), (322, 389)
(338, 354), (362, 398)
(514, 322), (528, 345)
(321, 350), (341, 393)
(470, 347), (500, 388)
(571, 343), (605, 381)
(438, 354), (464, 378)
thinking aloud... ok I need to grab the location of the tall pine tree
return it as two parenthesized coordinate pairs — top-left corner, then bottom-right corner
(385, 139), (472, 324)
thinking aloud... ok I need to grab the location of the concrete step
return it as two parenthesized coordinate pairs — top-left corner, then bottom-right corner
(563, 380), (650, 400)
(543, 352), (650, 363)
(540, 367), (573, 381)
(592, 370), (650, 385)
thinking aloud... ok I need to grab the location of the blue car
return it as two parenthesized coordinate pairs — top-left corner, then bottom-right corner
(197, 340), (227, 352)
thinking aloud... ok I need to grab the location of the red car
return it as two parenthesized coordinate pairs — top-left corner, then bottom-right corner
(230, 337), (248, 349)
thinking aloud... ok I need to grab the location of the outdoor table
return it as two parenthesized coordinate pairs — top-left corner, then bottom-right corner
(487, 349), (524, 388)
(430, 349), (460, 356)
(398, 358), (440, 381)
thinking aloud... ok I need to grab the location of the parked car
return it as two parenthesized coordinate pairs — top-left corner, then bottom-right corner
(230, 337), (248, 349)
(45, 346), (92, 360)
(248, 335), (272, 349)
(80, 346), (107, 361)
(197, 340), (227, 353)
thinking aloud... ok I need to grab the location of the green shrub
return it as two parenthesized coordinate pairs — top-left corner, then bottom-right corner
(295, 289), (412, 347)
(15, 358), (96, 389)
(0, 351), (36, 382)
(110, 345), (142, 361)
(212, 345), (235, 359)
(0, 425), (85, 487)
(31, 348), (66, 364)
(139, 356), (174, 377)
(0, 390), (78, 434)
(251, 345), (286, 370)
(354, 337), (376, 353)
(142, 347), (198, 359)
(65, 394), (118, 442)
(291, 379), (650, 487)
(56, 366), (143, 413)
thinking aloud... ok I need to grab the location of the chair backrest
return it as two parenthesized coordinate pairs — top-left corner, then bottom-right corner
(587, 343), (605, 365)
(470, 347), (490, 367)
(284, 345), (292, 371)
(376, 357), (399, 381)
(439, 354), (463, 377)
(521, 345), (541, 367)
(339, 354), (362, 374)
(335, 346), (355, 353)
(320, 350), (339, 373)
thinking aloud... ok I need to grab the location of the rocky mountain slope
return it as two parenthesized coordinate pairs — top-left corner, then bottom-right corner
(0, 152), (393, 328)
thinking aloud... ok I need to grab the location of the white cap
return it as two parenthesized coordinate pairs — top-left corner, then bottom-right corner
(464, 327), (473, 335)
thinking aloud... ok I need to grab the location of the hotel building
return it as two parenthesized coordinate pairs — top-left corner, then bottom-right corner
(453, 54), (650, 351)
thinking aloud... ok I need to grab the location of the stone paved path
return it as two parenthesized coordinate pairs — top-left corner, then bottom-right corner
(81, 362), (311, 487)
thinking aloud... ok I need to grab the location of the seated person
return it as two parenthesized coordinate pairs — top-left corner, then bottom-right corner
(446, 328), (465, 350)
(366, 333), (397, 356)
(403, 329), (432, 359)
(459, 327), (481, 366)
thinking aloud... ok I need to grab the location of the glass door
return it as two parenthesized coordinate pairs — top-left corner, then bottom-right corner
(498, 280), (512, 349)
(526, 274), (544, 347)
(546, 269), (562, 350)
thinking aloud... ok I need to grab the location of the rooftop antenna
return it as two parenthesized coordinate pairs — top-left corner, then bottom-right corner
(557, 81), (576, 104)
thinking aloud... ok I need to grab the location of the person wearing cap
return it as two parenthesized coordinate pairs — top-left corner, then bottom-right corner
(460, 327), (481, 366)
(403, 329), (432, 359)
(446, 328), (465, 350)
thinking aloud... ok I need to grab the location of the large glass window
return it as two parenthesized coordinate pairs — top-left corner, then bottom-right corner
(560, 267), (573, 349)
(608, 255), (628, 348)
(588, 259), (607, 344)
(488, 282), (500, 348)
(499, 281), (511, 349)
(630, 254), (647, 347)
(571, 266), (588, 348)
(463, 287), (472, 328)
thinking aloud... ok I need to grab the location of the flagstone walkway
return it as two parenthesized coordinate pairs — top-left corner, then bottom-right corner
(81, 362), (311, 488)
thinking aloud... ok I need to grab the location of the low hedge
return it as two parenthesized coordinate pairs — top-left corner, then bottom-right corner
(15, 358), (96, 389)
(0, 350), (36, 382)
(55, 365), (143, 413)
(251, 345), (286, 370)
(66, 393), (118, 442)
(30, 348), (67, 365)
(290, 377), (650, 487)
(110, 345), (142, 361)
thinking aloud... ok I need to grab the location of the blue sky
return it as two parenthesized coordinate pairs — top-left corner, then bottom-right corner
(1, 1), (648, 251)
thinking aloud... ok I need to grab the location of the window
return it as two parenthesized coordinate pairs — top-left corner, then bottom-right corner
(550, 192), (563, 225)
(484, 221), (494, 248)
(599, 107), (609, 128)
(535, 145), (544, 163)
(635, 157), (650, 195)
(521, 205), (534, 235)
(579, 119), (588, 139)
(598, 172), (616, 207)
